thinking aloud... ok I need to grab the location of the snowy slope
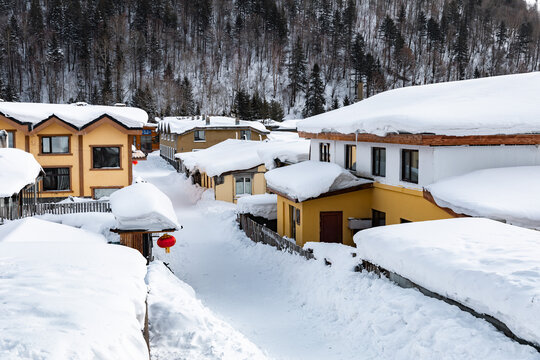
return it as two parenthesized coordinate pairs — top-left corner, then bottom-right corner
(354, 218), (540, 347)
(298, 72), (540, 136)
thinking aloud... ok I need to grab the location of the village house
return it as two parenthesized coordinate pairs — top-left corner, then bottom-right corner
(266, 72), (540, 247)
(157, 115), (269, 168)
(133, 123), (159, 155)
(0, 101), (147, 200)
(176, 138), (309, 204)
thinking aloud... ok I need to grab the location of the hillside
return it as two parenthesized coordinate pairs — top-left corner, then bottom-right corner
(0, 0), (538, 119)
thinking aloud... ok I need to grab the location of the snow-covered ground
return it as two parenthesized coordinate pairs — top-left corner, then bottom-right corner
(136, 152), (540, 359)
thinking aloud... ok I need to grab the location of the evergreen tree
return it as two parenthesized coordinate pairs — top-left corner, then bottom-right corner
(343, 95), (351, 106)
(331, 97), (340, 110)
(496, 21), (507, 47)
(268, 100), (284, 121)
(29, 0), (44, 37)
(179, 77), (195, 115)
(47, 0), (64, 38)
(101, 61), (113, 105)
(233, 88), (251, 119)
(454, 21), (469, 79)
(303, 63), (325, 118)
(288, 36), (307, 106)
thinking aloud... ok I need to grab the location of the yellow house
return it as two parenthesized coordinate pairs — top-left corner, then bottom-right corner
(177, 138), (310, 204)
(0, 102), (147, 200)
(158, 115), (269, 167)
(269, 73), (540, 247)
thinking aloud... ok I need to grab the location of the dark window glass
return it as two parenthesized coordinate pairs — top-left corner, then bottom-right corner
(141, 136), (152, 153)
(345, 145), (356, 171)
(7, 131), (14, 148)
(372, 209), (386, 227)
(93, 147), (120, 168)
(43, 168), (70, 191)
(401, 149), (419, 183)
(194, 130), (206, 141)
(319, 143), (330, 162)
(400, 218), (411, 223)
(41, 136), (69, 154)
(372, 147), (386, 177)
(240, 130), (251, 140)
(289, 205), (297, 239)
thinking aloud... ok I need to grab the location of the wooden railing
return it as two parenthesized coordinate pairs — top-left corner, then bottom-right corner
(238, 214), (315, 260)
(0, 200), (111, 222)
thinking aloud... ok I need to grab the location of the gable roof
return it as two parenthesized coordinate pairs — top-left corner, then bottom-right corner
(158, 116), (269, 135)
(298, 72), (540, 137)
(0, 102), (147, 132)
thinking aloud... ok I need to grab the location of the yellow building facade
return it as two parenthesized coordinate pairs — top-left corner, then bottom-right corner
(0, 114), (141, 200)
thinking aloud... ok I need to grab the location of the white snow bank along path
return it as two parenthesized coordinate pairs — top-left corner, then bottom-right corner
(298, 72), (540, 136)
(0, 218), (148, 360)
(110, 181), (180, 231)
(265, 161), (372, 202)
(0, 102), (147, 129)
(354, 218), (540, 347)
(237, 194), (277, 220)
(0, 148), (42, 197)
(426, 166), (540, 229)
(146, 261), (267, 360)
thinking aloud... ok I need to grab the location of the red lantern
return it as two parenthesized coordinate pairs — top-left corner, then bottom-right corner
(157, 234), (176, 253)
(132, 160), (138, 165)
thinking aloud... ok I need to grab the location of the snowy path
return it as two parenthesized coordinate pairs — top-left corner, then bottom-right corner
(136, 153), (540, 360)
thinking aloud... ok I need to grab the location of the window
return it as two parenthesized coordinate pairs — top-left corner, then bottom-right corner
(372, 209), (386, 227)
(240, 130), (251, 140)
(41, 136), (69, 154)
(194, 130), (206, 141)
(372, 147), (386, 177)
(319, 143), (330, 162)
(289, 205), (299, 239)
(345, 144), (356, 171)
(141, 136), (152, 153)
(92, 147), (120, 169)
(235, 176), (252, 196)
(6, 131), (15, 148)
(94, 188), (120, 199)
(43, 168), (70, 191)
(401, 149), (419, 183)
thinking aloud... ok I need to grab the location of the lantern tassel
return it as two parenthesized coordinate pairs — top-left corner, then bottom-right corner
(166, 247), (170, 254)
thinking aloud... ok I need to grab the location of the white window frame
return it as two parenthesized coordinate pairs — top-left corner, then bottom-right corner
(234, 175), (252, 197)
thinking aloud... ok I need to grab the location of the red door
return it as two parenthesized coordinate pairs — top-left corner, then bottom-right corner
(320, 212), (343, 243)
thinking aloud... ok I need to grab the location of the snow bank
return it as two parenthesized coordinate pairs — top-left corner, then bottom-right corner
(267, 131), (301, 141)
(237, 194), (277, 220)
(159, 116), (268, 134)
(0, 148), (42, 197)
(0, 102), (147, 129)
(298, 72), (540, 136)
(177, 139), (309, 176)
(426, 166), (540, 229)
(354, 217), (540, 347)
(146, 261), (267, 359)
(0, 218), (148, 360)
(36, 212), (118, 243)
(303, 242), (358, 271)
(265, 161), (372, 201)
(110, 182), (180, 231)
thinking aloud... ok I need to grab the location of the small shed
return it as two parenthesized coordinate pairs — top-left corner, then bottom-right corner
(109, 181), (180, 263)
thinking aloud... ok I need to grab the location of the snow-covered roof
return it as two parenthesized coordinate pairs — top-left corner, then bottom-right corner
(425, 166), (540, 229)
(176, 138), (309, 176)
(354, 217), (540, 347)
(110, 182), (180, 231)
(159, 116), (269, 135)
(0, 102), (147, 129)
(298, 72), (540, 137)
(265, 161), (372, 202)
(237, 194), (278, 220)
(0, 148), (42, 197)
(0, 218), (148, 359)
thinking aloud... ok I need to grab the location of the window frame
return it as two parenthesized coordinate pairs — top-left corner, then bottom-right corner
(92, 187), (121, 199)
(372, 209), (386, 227)
(345, 144), (357, 171)
(240, 130), (251, 140)
(372, 147), (386, 177)
(319, 142), (330, 162)
(91, 145), (122, 170)
(194, 130), (206, 142)
(6, 130), (15, 148)
(234, 175), (253, 197)
(42, 167), (72, 192)
(39, 135), (71, 155)
(401, 149), (419, 184)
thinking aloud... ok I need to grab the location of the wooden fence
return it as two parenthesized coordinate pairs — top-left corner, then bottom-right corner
(238, 214), (315, 260)
(0, 201), (111, 222)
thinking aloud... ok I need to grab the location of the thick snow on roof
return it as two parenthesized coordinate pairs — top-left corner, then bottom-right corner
(354, 218), (540, 347)
(265, 161), (372, 201)
(0, 218), (148, 359)
(0, 148), (42, 197)
(237, 194), (277, 220)
(110, 182), (180, 231)
(159, 116), (269, 134)
(426, 166), (540, 229)
(298, 72), (540, 137)
(177, 139), (309, 176)
(0, 102), (147, 129)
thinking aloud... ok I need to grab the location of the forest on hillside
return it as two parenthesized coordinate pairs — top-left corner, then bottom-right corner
(0, 0), (539, 120)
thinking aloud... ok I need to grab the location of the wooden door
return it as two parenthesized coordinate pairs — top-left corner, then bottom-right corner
(320, 211), (343, 243)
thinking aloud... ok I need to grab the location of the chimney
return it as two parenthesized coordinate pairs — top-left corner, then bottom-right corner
(0, 130), (7, 148)
(235, 117), (240, 125)
(205, 114), (210, 125)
